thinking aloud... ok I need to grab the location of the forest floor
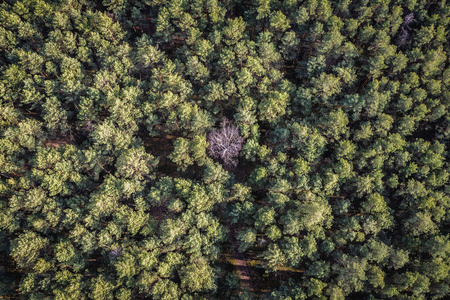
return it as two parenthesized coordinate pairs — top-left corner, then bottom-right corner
(228, 225), (254, 294)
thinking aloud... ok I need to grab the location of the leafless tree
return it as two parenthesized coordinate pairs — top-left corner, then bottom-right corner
(397, 28), (410, 46)
(109, 247), (121, 260)
(403, 13), (416, 30)
(207, 118), (245, 169)
(397, 12), (416, 46)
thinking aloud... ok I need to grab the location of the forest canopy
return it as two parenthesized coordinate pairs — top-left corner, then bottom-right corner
(0, 0), (449, 299)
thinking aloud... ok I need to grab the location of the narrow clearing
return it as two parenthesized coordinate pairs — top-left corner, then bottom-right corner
(228, 225), (254, 294)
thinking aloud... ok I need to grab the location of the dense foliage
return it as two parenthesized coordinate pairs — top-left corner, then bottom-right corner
(0, 0), (449, 298)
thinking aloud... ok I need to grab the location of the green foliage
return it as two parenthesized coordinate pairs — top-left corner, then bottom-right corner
(1, 0), (449, 299)
(169, 138), (194, 171)
(11, 231), (48, 269)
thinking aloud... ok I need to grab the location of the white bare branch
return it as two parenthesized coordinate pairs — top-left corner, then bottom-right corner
(207, 118), (245, 168)
(397, 12), (416, 46)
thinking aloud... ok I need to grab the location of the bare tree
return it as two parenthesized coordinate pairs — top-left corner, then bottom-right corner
(397, 12), (416, 46)
(109, 247), (121, 260)
(397, 28), (410, 46)
(207, 118), (245, 169)
(403, 13), (416, 30)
